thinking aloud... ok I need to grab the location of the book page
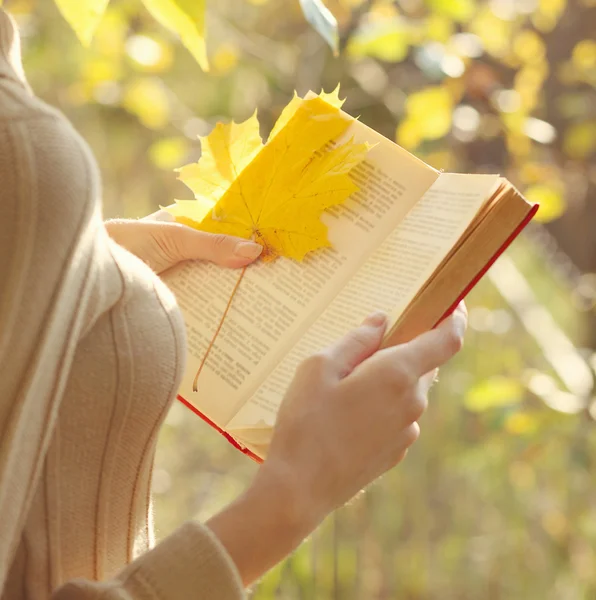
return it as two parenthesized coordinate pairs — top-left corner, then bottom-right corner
(227, 173), (501, 443)
(165, 120), (438, 429)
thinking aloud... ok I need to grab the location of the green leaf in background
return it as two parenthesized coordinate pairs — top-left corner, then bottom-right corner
(464, 376), (524, 412)
(525, 184), (566, 223)
(54, 0), (110, 46)
(141, 0), (208, 71)
(299, 0), (339, 55)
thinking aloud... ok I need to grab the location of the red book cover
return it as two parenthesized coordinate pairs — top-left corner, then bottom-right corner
(177, 203), (539, 464)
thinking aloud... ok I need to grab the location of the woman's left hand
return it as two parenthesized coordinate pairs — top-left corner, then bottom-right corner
(105, 212), (263, 274)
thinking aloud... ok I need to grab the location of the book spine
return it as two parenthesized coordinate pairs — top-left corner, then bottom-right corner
(436, 203), (539, 325)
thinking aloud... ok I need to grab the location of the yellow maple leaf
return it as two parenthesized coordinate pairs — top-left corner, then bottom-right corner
(165, 89), (369, 261)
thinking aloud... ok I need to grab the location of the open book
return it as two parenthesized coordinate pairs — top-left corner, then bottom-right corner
(162, 102), (538, 462)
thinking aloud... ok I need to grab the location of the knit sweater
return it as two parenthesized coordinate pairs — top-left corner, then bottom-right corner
(0, 9), (245, 599)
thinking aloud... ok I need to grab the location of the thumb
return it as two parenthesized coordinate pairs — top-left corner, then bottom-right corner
(326, 312), (388, 379)
(159, 223), (263, 268)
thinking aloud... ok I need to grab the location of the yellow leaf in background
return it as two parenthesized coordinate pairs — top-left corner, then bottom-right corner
(404, 86), (453, 140)
(470, 7), (512, 58)
(519, 162), (558, 184)
(513, 30), (546, 64)
(425, 13), (454, 43)
(347, 18), (410, 63)
(396, 118), (422, 149)
(93, 9), (128, 59)
(534, 0), (566, 32)
(141, 0), (208, 71)
(149, 137), (188, 170)
(84, 57), (122, 85)
(166, 91), (370, 261)
(427, 0), (476, 22)
(54, 0), (110, 46)
(572, 39), (596, 71)
(526, 184), (566, 222)
(122, 77), (170, 129)
(212, 43), (240, 75)
(505, 411), (541, 436)
(563, 121), (596, 159)
(464, 377), (524, 412)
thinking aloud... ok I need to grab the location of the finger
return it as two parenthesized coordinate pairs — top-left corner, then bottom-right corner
(398, 309), (467, 377)
(401, 422), (420, 452)
(388, 422), (421, 469)
(162, 223), (263, 267)
(455, 300), (468, 320)
(457, 300), (468, 318)
(324, 312), (388, 378)
(435, 301), (467, 325)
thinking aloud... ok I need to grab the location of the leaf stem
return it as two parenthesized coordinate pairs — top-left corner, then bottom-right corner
(193, 265), (248, 392)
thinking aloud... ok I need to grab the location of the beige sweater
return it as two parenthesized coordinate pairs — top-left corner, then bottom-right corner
(0, 10), (245, 600)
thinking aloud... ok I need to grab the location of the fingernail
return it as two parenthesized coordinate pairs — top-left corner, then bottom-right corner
(363, 311), (387, 328)
(234, 241), (263, 259)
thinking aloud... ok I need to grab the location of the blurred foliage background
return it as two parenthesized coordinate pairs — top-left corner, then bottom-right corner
(5, 0), (596, 596)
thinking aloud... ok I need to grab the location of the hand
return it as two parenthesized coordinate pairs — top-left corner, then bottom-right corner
(104, 211), (262, 274)
(208, 303), (467, 585)
(260, 303), (467, 522)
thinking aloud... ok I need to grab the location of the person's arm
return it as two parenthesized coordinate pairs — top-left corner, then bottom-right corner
(209, 307), (466, 586)
(206, 464), (317, 588)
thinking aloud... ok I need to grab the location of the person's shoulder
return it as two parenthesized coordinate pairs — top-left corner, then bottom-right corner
(0, 9), (66, 122)
(0, 10), (99, 206)
(0, 9), (101, 251)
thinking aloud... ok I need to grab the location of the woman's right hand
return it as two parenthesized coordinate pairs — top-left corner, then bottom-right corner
(208, 305), (467, 587)
(258, 303), (467, 526)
